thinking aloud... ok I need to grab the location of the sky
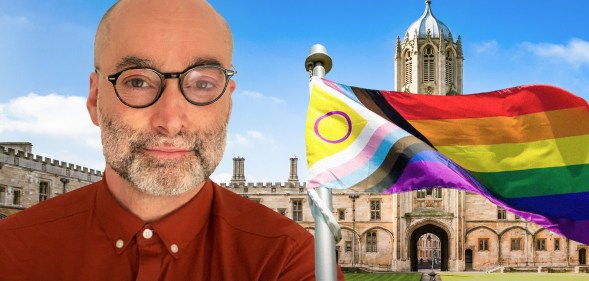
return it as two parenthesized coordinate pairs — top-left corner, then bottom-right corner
(0, 0), (588, 184)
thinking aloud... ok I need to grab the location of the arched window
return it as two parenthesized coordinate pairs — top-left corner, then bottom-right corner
(404, 51), (413, 85)
(423, 46), (435, 82)
(445, 50), (454, 85)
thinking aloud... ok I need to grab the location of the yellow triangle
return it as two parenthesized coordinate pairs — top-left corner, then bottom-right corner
(306, 82), (367, 168)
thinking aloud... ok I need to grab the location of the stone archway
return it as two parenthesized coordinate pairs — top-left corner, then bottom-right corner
(410, 224), (449, 271)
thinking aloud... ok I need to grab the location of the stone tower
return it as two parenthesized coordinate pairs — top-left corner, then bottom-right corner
(393, 0), (466, 271)
(395, 0), (463, 96)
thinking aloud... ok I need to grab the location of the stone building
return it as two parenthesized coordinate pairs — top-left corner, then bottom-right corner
(0, 142), (102, 218)
(1, 0), (587, 273)
(223, 0), (588, 272)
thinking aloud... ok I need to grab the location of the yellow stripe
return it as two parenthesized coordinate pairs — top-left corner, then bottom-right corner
(410, 107), (589, 146)
(437, 134), (589, 172)
(306, 82), (367, 167)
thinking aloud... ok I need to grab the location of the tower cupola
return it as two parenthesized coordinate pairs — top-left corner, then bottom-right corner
(394, 0), (464, 96)
(405, 0), (451, 40)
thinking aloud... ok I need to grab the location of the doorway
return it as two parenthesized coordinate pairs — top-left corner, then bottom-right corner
(465, 249), (473, 270)
(410, 224), (449, 271)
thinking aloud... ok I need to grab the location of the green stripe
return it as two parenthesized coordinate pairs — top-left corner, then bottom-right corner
(472, 163), (589, 198)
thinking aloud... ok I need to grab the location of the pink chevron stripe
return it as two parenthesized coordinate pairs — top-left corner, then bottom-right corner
(322, 79), (346, 95)
(309, 123), (398, 186)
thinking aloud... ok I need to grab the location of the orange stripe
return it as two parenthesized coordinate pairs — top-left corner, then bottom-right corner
(409, 107), (589, 146)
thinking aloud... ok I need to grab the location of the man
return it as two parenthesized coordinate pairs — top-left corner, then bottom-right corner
(0, 0), (343, 280)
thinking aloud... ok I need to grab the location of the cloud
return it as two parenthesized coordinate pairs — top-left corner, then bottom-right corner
(246, 130), (275, 144)
(0, 15), (31, 26)
(241, 90), (286, 104)
(522, 38), (589, 67)
(270, 97), (286, 104)
(230, 133), (251, 146)
(0, 93), (101, 149)
(472, 40), (499, 55)
(210, 172), (232, 184)
(227, 130), (277, 148)
(242, 90), (264, 99)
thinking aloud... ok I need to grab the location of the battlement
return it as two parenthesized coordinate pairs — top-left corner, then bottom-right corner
(220, 180), (307, 194)
(0, 145), (103, 181)
(220, 156), (306, 194)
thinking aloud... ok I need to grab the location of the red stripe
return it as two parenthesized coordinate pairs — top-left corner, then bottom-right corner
(382, 84), (588, 120)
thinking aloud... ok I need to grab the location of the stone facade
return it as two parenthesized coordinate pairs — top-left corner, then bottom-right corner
(220, 156), (587, 272)
(0, 142), (102, 217)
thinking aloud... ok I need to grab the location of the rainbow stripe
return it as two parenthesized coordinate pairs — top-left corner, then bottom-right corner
(306, 77), (589, 244)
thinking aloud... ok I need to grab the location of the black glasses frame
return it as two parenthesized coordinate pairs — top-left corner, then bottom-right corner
(96, 64), (237, 108)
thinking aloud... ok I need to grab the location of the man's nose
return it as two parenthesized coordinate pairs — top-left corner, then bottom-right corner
(149, 81), (189, 136)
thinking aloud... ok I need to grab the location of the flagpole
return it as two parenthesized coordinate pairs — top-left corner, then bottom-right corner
(305, 44), (337, 281)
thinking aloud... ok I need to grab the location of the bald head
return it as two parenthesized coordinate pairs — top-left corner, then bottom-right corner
(94, 0), (233, 69)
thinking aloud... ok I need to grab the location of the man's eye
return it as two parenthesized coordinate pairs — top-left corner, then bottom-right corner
(186, 79), (217, 91)
(127, 78), (150, 88)
(196, 80), (214, 89)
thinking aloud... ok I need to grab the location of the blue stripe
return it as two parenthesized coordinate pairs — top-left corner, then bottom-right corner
(321, 126), (411, 189)
(503, 192), (589, 221)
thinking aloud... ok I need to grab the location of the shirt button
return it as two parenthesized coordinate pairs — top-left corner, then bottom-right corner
(171, 244), (179, 253)
(143, 229), (153, 239)
(116, 240), (124, 249)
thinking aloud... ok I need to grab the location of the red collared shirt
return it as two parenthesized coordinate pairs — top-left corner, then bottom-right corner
(0, 178), (343, 280)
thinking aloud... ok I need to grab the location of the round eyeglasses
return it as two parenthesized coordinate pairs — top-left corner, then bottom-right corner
(95, 65), (237, 108)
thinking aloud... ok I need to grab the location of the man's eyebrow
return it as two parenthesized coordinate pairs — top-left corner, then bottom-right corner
(116, 56), (154, 71)
(114, 56), (225, 72)
(187, 57), (224, 69)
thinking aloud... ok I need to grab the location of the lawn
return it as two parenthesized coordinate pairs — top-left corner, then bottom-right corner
(343, 273), (421, 281)
(440, 272), (589, 281)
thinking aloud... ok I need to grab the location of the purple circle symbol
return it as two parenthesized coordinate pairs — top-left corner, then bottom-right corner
(314, 111), (352, 144)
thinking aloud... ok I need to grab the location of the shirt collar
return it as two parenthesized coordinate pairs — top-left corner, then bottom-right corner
(151, 180), (213, 258)
(95, 176), (214, 258)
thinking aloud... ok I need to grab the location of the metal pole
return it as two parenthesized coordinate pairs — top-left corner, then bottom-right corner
(305, 44), (336, 281)
(349, 194), (359, 272)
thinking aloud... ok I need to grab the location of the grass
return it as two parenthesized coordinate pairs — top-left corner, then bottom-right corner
(342, 272), (589, 281)
(440, 272), (589, 281)
(343, 273), (421, 281)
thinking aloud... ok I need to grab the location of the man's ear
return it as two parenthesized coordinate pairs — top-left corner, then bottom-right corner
(226, 79), (236, 110)
(227, 79), (236, 96)
(87, 72), (100, 126)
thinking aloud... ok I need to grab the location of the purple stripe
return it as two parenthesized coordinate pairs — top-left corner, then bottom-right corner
(387, 160), (482, 194)
(388, 156), (589, 244)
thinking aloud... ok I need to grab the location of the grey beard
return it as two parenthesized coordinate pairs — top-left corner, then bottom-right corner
(99, 115), (227, 196)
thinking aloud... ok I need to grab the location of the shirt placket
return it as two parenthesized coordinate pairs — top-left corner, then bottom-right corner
(135, 225), (164, 281)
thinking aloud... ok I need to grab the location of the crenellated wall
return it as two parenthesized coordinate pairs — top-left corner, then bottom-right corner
(0, 145), (103, 182)
(0, 144), (102, 216)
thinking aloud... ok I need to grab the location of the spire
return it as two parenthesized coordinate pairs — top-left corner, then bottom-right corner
(396, 36), (402, 58)
(405, 0), (450, 40)
(231, 157), (246, 185)
(288, 157), (299, 182)
(425, 0), (432, 16)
